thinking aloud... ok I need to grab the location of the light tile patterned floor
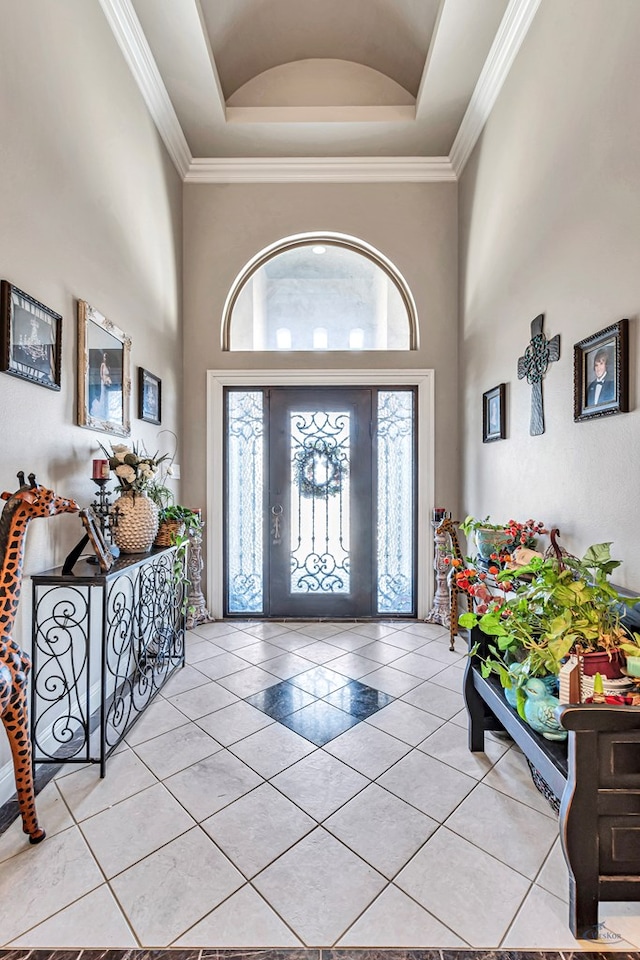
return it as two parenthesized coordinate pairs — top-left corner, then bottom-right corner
(1, 619), (639, 950)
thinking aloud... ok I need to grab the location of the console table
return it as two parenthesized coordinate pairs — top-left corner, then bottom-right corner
(465, 625), (640, 939)
(30, 547), (185, 776)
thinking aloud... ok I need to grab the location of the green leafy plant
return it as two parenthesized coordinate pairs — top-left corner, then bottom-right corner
(459, 542), (639, 691)
(159, 504), (202, 529)
(146, 480), (174, 511)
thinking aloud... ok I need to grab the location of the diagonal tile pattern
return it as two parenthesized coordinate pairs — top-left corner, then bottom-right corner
(2, 617), (640, 950)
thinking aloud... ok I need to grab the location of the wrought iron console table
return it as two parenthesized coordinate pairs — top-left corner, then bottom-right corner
(30, 547), (185, 776)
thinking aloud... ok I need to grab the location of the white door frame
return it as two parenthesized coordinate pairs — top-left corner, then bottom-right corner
(206, 368), (435, 619)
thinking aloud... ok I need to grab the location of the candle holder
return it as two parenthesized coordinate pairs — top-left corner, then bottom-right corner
(425, 511), (453, 629)
(90, 477), (120, 544)
(185, 514), (212, 629)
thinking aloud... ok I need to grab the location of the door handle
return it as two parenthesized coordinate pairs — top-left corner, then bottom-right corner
(271, 503), (283, 544)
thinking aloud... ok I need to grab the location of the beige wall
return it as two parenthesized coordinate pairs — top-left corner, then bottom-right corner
(183, 181), (459, 518)
(0, 1), (183, 800)
(459, 0), (640, 586)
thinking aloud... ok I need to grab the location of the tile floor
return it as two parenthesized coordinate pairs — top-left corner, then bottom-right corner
(1, 618), (640, 950)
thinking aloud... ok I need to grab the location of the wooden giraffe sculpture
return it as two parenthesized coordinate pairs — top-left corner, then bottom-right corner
(0, 472), (79, 842)
(436, 517), (471, 652)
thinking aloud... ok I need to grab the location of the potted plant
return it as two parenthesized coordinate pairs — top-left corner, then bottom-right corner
(459, 542), (640, 720)
(461, 515), (546, 561)
(460, 515), (509, 560)
(151, 499), (202, 547)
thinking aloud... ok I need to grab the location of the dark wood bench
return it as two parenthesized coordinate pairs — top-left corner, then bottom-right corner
(464, 625), (640, 938)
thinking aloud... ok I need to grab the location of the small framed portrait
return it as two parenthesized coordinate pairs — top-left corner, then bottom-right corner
(80, 508), (114, 573)
(138, 367), (161, 424)
(574, 319), (629, 422)
(0, 281), (62, 390)
(78, 300), (131, 436)
(483, 383), (506, 442)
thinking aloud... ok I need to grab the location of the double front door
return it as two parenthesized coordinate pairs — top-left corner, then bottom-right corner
(225, 385), (416, 619)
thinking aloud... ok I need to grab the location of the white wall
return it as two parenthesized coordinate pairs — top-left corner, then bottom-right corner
(459, 0), (640, 586)
(0, 1), (183, 802)
(182, 181), (459, 519)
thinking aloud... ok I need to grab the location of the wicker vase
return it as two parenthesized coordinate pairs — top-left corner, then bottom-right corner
(154, 519), (185, 547)
(113, 491), (159, 554)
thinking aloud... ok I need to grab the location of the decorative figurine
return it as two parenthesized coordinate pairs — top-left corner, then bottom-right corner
(523, 677), (567, 740)
(0, 472), (79, 842)
(424, 514), (468, 652)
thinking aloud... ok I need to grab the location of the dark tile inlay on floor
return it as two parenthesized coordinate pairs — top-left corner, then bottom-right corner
(246, 681), (317, 720)
(323, 679), (393, 719)
(246, 670), (394, 745)
(279, 699), (361, 746)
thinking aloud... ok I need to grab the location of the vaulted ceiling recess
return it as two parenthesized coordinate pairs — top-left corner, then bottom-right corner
(99, 0), (542, 179)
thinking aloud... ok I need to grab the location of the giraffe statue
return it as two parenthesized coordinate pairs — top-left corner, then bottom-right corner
(0, 472), (79, 843)
(437, 517), (470, 652)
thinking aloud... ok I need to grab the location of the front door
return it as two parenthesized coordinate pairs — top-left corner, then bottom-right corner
(224, 385), (416, 618)
(268, 387), (373, 617)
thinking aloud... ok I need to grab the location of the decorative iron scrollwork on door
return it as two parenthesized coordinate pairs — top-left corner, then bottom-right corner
(290, 410), (350, 594)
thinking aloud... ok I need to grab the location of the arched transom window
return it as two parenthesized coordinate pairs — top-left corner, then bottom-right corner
(222, 233), (418, 351)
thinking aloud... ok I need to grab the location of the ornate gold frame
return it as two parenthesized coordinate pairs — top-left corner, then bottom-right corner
(77, 299), (131, 436)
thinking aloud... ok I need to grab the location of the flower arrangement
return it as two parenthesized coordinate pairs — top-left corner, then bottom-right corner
(99, 441), (169, 495)
(502, 518), (548, 554)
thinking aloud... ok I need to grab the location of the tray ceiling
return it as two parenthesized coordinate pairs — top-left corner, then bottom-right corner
(99, 0), (541, 180)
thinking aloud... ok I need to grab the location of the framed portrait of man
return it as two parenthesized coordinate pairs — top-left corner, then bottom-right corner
(574, 319), (629, 422)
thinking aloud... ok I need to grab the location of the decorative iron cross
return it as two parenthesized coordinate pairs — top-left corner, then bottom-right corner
(517, 314), (560, 436)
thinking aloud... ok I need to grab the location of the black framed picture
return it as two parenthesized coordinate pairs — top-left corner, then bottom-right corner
(483, 383), (506, 442)
(0, 281), (62, 390)
(138, 367), (161, 424)
(574, 319), (629, 422)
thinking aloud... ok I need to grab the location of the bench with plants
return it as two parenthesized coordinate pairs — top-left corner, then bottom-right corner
(457, 527), (640, 938)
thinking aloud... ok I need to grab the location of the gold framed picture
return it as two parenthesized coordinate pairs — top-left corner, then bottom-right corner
(77, 299), (131, 436)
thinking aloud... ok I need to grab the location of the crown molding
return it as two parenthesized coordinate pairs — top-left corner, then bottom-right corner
(97, 0), (192, 178)
(450, 0), (542, 177)
(185, 156), (456, 184)
(100, 0), (537, 184)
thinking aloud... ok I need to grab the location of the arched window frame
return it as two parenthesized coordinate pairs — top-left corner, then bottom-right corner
(221, 231), (419, 351)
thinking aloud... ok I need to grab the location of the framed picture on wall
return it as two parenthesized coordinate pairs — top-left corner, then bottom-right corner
(77, 300), (131, 436)
(483, 383), (506, 442)
(574, 319), (629, 422)
(0, 281), (62, 390)
(138, 367), (162, 424)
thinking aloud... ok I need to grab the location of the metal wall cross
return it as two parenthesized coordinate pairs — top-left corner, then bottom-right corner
(517, 313), (560, 435)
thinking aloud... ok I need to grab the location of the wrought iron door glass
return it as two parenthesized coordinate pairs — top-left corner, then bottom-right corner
(289, 409), (350, 594)
(226, 390), (264, 613)
(224, 385), (416, 617)
(377, 390), (415, 613)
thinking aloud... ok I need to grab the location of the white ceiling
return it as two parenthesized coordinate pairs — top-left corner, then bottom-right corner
(98, 0), (541, 181)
